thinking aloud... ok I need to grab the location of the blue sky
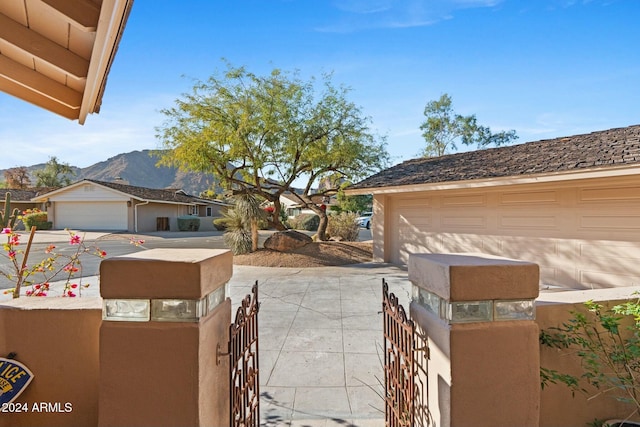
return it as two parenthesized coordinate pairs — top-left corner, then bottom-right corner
(0, 0), (638, 170)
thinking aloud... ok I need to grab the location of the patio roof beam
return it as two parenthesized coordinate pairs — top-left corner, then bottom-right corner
(0, 74), (78, 119)
(0, 12), (90, 79)
(0, 54), (82, 110)
(40, 0), (100, 32)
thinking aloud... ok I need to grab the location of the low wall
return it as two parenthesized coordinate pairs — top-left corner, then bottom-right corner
(0, 297), (102, 427)
(537, 286), (640, 427)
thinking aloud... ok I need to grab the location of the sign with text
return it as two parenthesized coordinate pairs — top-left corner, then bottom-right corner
(0, 358), (34, 404)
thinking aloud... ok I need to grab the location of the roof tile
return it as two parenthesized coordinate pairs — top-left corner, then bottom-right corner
(350, 125), (640, 190)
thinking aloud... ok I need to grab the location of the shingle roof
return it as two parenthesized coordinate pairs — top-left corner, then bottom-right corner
(86, 180), (201, 204)
(3, 188), (59, 202)
(350, 125), (640, 190)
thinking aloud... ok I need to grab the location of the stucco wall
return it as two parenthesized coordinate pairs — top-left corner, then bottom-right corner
(0, 298), (102, 427)
(134, 201), (189, 232)
(376, 174), (640, 289)
(537, 287), (640, 426)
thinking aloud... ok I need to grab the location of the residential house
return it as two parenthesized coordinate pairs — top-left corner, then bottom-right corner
(32, 179), (230, 232)
(347, 125), (640, 290)
(0, 188), (56, 229)
(279, 192), (337, 218)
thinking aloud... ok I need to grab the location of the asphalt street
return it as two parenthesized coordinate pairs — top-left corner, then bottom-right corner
(0, 229), (372, 290)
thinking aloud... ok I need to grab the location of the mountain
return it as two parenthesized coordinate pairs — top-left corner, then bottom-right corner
(1, 150), (221, 195)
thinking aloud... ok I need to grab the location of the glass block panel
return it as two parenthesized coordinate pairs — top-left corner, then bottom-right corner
(412, 285), (441, 316)
(103, 299), (150, 322)
(446, 301), (493, 323)
(208, 285), (227, 313)
(494, 299), (535, 321)
(151, 298), (206, 322)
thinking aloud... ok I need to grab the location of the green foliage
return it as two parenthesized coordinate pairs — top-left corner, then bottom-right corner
(419, 93), (518, 157)
(334, 188), (372, 214)
(326, 212), (360, 241)
(288, 214), (319, 231)
(177, 215), (200, 231)
(540, 298), (640, 414)
(0, 193), (19, 229)
(213, 218), (229, 231)
(22, 211), (52, 230)
(34, 156), (74, 187)
(156, 61), (389, 238)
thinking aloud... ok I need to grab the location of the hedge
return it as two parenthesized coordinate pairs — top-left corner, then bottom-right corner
(177, 215), (200, 231)
(23, 212), (52, 230)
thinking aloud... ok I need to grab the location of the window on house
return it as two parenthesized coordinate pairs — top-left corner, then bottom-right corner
(189, 205), (198, 215)
(206, 206), (213, 217)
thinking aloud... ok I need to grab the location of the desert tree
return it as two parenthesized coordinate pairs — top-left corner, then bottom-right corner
(420, 93), (518, 157)
(3, 166), (31, 189)
(156, 62), (389, 240)
(34, 156), (75, 187)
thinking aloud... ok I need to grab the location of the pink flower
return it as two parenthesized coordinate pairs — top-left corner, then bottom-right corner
(45, 244), (56, 253)
(70, 284), (78, 289)
(1, 228), (11, 234)
(63, 264), (79, 273)
(70, 235), (82, 245)
(25, 290), (33, 296)
(8, 250), (16, 260)
(66, 291), (76, 297)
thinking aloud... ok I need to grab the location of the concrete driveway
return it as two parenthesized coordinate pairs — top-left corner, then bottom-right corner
(230, 263), (410, 426)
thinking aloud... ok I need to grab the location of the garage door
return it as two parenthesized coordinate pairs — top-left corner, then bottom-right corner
(55, 202), (128, 230)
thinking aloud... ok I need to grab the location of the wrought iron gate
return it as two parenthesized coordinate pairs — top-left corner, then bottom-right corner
(229, 282), (260, 427)
(383, 279), (429, 427)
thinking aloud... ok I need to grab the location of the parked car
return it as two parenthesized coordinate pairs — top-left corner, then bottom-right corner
(356, 212), (373, 229)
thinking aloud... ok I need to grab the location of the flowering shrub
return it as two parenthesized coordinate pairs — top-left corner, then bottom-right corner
(22, 211), (52, 230)
(1, 228), (108, 298)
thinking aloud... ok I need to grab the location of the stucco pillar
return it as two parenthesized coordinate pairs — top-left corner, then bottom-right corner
(408, 253), (540, 427)
(98, 249), (232, 427)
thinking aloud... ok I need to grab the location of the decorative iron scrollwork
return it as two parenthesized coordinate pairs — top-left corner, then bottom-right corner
(229, 282), (260, 427)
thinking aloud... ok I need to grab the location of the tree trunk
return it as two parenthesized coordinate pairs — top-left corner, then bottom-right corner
(251, 219), (258, 252)
(271, 199), (286, 230)
(316, 210), (329, 241)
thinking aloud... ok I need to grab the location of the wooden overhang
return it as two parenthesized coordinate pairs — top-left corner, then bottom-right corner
(0, 0), (134, 124)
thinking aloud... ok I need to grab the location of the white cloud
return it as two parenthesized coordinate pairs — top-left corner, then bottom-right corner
(318, 0), (504, 32)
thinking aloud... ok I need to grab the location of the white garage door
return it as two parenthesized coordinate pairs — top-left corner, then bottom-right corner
(55, 202), (128, 230)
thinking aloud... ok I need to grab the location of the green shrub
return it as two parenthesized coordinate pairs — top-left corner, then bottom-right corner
(540, 298), (640, 416)
(23, 212), (52, 230)
(327, 212), (359, 241)
(289, 214), (319, 231)
(213, 217), (229, 231)
(177, 215), (200, 231)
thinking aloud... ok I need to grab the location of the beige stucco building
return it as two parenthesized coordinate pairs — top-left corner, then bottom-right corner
(348, 125), (640, 290)
(32, 179), (229, 232)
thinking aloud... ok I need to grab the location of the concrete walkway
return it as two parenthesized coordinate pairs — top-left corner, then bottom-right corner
(230, 263), (411, 427)
(2, 250), (412, 425)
